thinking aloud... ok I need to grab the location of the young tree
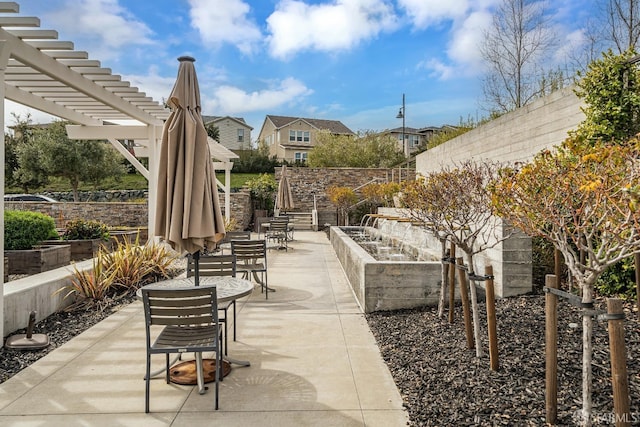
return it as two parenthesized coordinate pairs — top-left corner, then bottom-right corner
(404, 160), (509, 356)
(326, 186), (358, 226)
(308, 130), (404, 168)
(491, 139), (640, 426)
(480, 0), (556, 113)
(401, 175), (454, 318)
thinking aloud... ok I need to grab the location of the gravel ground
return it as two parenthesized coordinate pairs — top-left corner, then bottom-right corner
(366, 293), (640, 426)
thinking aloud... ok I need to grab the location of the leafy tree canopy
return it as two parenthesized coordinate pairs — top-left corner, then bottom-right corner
(308, 130), (405, 168)
(572, 49), (640, 144)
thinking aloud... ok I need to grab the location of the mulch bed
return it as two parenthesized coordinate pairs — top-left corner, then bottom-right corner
(366, 294), (640, 426)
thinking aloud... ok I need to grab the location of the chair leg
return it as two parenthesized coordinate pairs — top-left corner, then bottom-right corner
(165, 354), (170, 383)
(223, 314), (228, 355)
(214, 350), (220, 410)
(232, 300), (237, 341)
(145, 355), (151, 413)
(195, 352), (206, 395)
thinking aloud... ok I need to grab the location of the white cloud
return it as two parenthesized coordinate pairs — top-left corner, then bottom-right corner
(203, 77), (313, 114)
(46, 0), (155, 60)
(398, 0), (469, 28)
(266, 0), (398, 59)
(188, 0), (262, 55)
(124, 65), (178, 105)
(447, 10), (492, 71)
(418, 9), (491, 80)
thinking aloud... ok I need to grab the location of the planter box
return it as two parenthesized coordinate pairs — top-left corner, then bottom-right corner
(43, 238), (107, 261)
(6, 244), (71, 275)
(109, 230), (140, 248)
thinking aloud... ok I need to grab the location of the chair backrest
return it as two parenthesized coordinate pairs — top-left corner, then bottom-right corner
(223, 231), (251, 243)
(231, 239), (267, 264)
(187, 254), (236, 278)
(269, 220), (289, 232)
(142, 286), (219, 328)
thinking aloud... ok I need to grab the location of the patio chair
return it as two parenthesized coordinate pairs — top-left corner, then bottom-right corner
(187, 254), (238, 354)
(231, 239), (270, 299)
(218, 230), (251, 254)
(265, 218), (289, 251)
(141, 286), (222, 413)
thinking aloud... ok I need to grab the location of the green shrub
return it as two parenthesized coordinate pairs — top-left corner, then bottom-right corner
(4, 210), (58, 250)
(62, 219), (110, 241)
(596, 256), (637, 299)
(246, 173), (277, 212)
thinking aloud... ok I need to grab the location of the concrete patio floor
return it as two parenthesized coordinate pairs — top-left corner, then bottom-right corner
(0, 230), (409, 426)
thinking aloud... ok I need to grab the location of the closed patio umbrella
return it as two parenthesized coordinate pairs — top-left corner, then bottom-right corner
(155, 56), (225, 285)
(275, 165), (294, 214)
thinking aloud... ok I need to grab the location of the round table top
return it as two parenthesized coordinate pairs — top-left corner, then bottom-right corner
(137, 276), (254, 303)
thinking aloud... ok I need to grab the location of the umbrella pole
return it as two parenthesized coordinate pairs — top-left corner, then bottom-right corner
(194, 250), (200, 287)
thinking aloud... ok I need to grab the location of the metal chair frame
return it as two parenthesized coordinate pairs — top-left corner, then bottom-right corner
(231, 239), (270, 299)
(187, 254), (238, 354)
(142, 286), (221, 413)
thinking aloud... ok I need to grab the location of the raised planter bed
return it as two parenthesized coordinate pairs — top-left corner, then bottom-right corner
(109, 229), (140, 247)
(42, 238), (108, 261)
(6, 244), (71, 274)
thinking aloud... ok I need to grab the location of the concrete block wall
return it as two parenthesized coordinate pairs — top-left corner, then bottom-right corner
(3, 259), (93, 336)
(331, 226), (442, 313)
(416, 86), (584, 174)
(377, 208), (532, 298)
(410, 87), (583, 298)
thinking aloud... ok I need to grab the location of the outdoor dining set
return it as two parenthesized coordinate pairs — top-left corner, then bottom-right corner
(141, 222), (296, 413)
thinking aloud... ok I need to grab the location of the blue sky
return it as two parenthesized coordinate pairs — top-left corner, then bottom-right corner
(7, 0), (593, 140)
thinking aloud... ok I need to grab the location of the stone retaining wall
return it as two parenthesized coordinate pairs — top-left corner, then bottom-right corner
(5, 192), (252, 230)
(276, 167), (414, 226)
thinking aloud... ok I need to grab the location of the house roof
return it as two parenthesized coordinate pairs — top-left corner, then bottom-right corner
(266, 115), (354, 135)
(202, 115), (253, 130)
(388, 126), (422, 134)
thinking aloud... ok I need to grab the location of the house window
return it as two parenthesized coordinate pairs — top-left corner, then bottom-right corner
(289, 130), (310, 142)
(408, 135), (419, 148)
(294, 152), (308, 162)
(237, 129), (244, 142)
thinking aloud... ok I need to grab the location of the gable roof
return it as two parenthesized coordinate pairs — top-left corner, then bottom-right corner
(266, 115), (354, 135)
(202, 115), (253, 130)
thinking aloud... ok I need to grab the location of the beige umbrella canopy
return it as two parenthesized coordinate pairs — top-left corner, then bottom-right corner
(275, 165), (294, 213)
(155, 56), (225, 264)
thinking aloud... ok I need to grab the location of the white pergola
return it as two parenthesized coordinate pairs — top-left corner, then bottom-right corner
(0, 2), (236, 339)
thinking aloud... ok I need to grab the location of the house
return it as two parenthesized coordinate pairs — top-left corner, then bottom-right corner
(257, 115), (355, 162)
(387, 125), (458, 155)
(202, 116), (253, 151)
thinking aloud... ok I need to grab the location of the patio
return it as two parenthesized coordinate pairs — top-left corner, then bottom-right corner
(0, 231), (409, 426)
